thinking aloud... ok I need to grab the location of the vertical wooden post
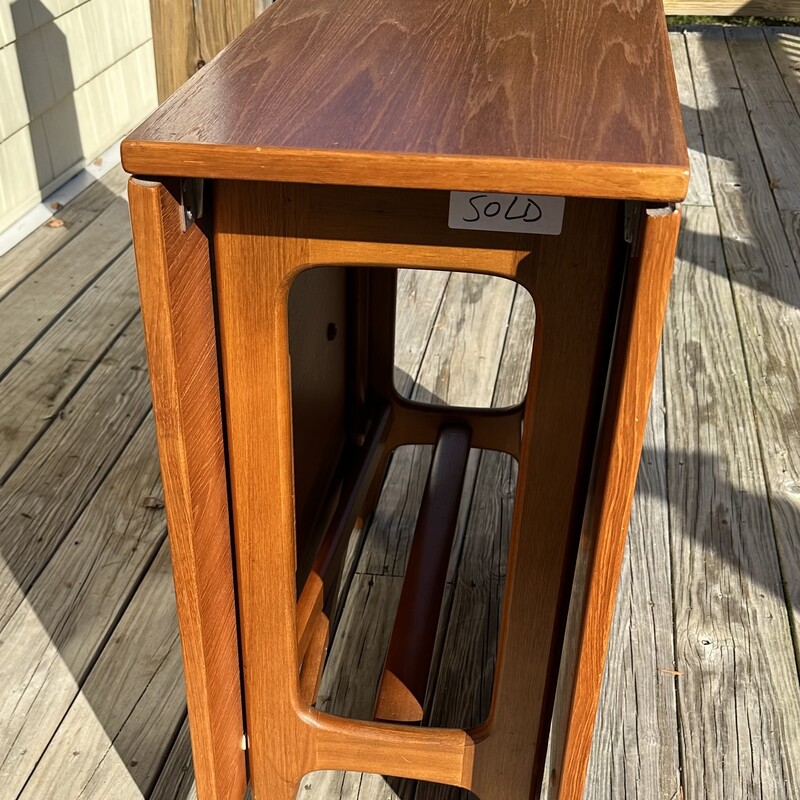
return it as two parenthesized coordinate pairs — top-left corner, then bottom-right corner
(128, 178), (248, 800)
(556, 207), (682, 800)
(148, 0), (270, 101)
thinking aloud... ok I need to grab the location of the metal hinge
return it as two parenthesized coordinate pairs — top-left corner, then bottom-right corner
(180, 178), (204, 231)
(623, 201), (642, 246)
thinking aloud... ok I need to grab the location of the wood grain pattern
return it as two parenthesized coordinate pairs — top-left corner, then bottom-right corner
(148, 0), (255, 101)
(575, 356), (681, 800)
(0, 247), (139, 480)
(128, 179), (247, 800)
(686, 28), (800, 665)
(726, 27), (800, 210)
(0, 417), (165, 799)
(150, 716), (198, 800)
(765, 28), (800, 111)
(0, 198), (132, 376)
(0, 318), (151, 631)
(0, 165), (128, 301)
(18, 540), (185, 800)
(669, 33), (714, 207)
(764, 28), (800, 268)
(557, 206), (681, 800)
(663, 0), (800, 13)
(123, 0), (688, 201)
(665, 204), (800, 799)
(726, 27), (800, 271)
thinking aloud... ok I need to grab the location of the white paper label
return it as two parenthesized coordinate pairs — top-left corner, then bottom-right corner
(448, 192), (565, 235)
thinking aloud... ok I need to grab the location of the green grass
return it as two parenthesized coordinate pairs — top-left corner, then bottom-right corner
(667, 15), (800, 25)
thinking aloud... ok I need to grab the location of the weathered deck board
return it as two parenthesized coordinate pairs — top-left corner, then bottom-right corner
(0, 317), (151, 631)
(686, 28), (800, 656)
(765, 28), (800, 113)
(0, 196), (133, 377)
(726, 28), (800, 199)
(0, 247), (139, 480)
(393, 269), (451, 398)
(669, 33), (714, 207)
(0, 165), (129, 301)
(149, 717), (196, 800)
(727, 27), (800, 272)
(726, 28), (800, 215)
(665, 203), (800, 797)
(579, 355), (681, 800)
(18, 540), (184, 800)
(0, 416), (164, 798)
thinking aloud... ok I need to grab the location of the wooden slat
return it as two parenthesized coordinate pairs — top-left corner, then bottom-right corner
(0, 416), (165, 798)
(0, 196), (133, 376)
(0, 317), (151, 630)
(563, 357), (680, 800)
(129, 178), (247, 800)
(726, 27), (800, 268)
(669, 32), (714, 207)
(765, 27), (800, 110)
(148, 0), (256, 101)
(0, 164), (128, 301)
(394, 270), (451, 399)
(686, 28), (800, 661)
(375, 425), (472, 723)
(764, 27), (800, 265)
(0, 246), (139, 480)
(664, 1), (800, 13)
(664, 203), (800, 798)
(18, 540), (185, 800)
(150, 717), (198, 800)
(726, 27), (800, 208)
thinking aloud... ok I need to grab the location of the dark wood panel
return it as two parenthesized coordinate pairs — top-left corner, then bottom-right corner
(124, 0), (688, 200)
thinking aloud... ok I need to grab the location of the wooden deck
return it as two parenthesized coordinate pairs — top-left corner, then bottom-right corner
(1, 27), (799, 800)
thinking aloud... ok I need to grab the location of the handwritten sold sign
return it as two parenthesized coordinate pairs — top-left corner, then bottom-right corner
(448, 192), (565, 235)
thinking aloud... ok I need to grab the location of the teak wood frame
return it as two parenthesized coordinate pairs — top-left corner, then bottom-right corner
(128, 176), (680, 800)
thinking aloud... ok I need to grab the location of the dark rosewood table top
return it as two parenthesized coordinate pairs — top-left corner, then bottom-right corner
(122, 0), (688, 201)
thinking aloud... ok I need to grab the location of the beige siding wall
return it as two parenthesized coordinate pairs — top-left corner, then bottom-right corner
(0, 0), (157, 229)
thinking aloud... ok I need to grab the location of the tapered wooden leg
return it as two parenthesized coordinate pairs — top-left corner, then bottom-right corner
(128, 178), (247, 800)
(556, 206), (681, 800)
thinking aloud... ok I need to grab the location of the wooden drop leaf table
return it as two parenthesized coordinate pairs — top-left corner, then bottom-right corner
(122, 2), (688, 799)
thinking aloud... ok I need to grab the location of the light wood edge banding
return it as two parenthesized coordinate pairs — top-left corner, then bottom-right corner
(121, 141), (689, 203)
